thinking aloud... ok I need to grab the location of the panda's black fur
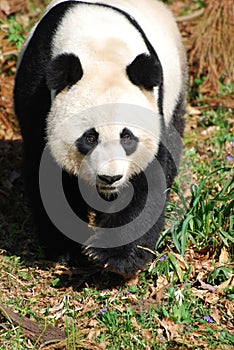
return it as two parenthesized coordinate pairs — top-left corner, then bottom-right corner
(14, 0), (187, 278)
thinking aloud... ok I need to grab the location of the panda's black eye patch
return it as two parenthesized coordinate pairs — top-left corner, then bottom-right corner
(120, 128), (138, 155)
(46, 53), (83, 93)
(126, 53), (162, 91)
(76, 128), (99, 155)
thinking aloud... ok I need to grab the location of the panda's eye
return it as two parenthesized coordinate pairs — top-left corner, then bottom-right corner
(86, 134), (97, 144)
(121, 128), (134, 143)
(76, 128), (99, 154)
(121, 133), (131, 143)
(120, 128), (138, 156)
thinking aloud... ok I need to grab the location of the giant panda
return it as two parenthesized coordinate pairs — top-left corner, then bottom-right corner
(14, 0), (187, 278)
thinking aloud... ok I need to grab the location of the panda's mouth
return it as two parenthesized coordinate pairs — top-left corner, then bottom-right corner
(96, 181), (121, 196)
(96, 185), (119, 201)
(97, 185), (117, 193)
(96, 175), (123, 194)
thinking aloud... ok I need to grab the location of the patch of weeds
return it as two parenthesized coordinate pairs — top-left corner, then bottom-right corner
(96, 308), (149, 349)
(52, 277), (61, 287)
(198, 108), (230, 129)
(0, 16), (25, 51)
(190, 77), (233, 101)
(178, 1), (205, 18)
(217, 80), (234, 96)
(193, 0), (206, 8)
(206, 265), (233, 285)
(94, 280), (229, 349)
(189, 76), (206, 100)
(166, 170), (233, 255)
(0, 324), (29, 350)
(148, 251), (189, 283)
(161, 285), (207, 322)
(29, 0), (50, 12)
(5, 17), (25, 50)
(171, 108), (234, 257)
(188, 108), (232, 168)
(201, 328), (234, 348)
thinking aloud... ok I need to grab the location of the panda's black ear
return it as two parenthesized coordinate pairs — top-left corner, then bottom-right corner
(126, 53), (162, 90)
(46, 53), (83, 92)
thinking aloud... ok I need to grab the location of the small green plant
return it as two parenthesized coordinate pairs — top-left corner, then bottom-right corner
(193, 0), (206, 9)
(98, 310), (120, 334)
(218, 80), (234, 96)
(207, 265), (233, 285)
(149, 252), (189, 283)
(189, 76), (206, 100)
(1, 16), (25, 50)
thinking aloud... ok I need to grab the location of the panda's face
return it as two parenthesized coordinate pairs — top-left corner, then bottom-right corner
(76, 125), (138, 193)
(47, 99), (161, 194)
(77, 121), (160, 194)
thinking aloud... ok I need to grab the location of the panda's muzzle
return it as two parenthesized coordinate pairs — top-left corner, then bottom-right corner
(98, 174), (123, 185)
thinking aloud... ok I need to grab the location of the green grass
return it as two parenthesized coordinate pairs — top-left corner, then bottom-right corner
(168, 169), (233, 256)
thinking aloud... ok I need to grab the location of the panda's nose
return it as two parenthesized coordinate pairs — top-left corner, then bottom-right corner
(98, 174), (123, 185)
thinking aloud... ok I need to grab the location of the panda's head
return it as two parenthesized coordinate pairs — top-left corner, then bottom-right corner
(46, 52), (162, 195)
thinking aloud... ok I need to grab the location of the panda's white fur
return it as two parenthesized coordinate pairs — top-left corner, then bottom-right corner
(48, 0), (186, 124)
(45, 0), (186, 193)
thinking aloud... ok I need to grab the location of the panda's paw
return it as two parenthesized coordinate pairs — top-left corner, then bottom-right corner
(82, 244), (151, 279)
(82, 245), (102, 264)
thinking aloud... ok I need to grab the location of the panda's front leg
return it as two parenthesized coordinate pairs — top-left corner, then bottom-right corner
(83, 159), (167, 278)
(82, 211), (165, 278)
